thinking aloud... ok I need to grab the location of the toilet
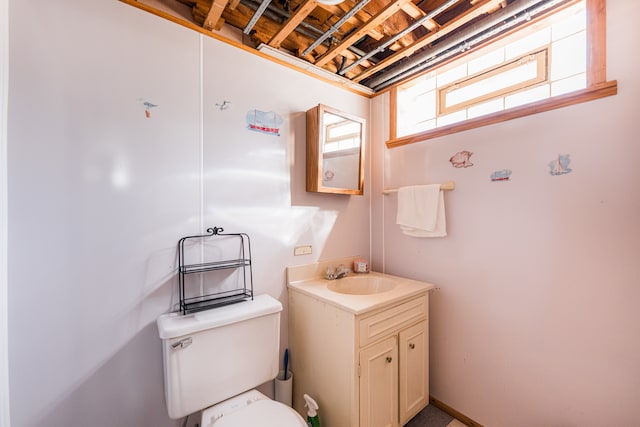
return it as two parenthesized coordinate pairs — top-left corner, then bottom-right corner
(157, 294), (307, 426)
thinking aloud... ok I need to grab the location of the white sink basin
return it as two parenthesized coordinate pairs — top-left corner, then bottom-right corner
(327, 275), (397, 295)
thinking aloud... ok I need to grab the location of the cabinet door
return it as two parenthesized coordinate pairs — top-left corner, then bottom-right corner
(399, 321), (429, 425)
(359, 336), (399, 427)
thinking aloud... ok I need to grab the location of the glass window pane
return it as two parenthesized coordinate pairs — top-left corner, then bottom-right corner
(551, 31), (586, 81)
(437, 64), (467, 87)
(551, 73), (586, 96)
(468, 98), (504, 118)
(446, 60), (538, 107)
(505, 28), (550, 60)
(400, 73), (436, 94)
(552, 5), (585, 41)
(415, 90), (436, 119)
(468, 48), (505, 75)
(411, 119), (436, 134)
(505, 84), (550, 108)
(437, 110), (466, 127)
(396, 89), (436, 137)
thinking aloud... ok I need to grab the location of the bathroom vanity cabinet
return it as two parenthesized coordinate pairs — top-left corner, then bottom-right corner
(288, 284), (430, 427)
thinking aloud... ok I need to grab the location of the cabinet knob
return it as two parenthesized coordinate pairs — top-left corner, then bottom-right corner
(386, 356), (393, 363)
(409, 343), (416, 349)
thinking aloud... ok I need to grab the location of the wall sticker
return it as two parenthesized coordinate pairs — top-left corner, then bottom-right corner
(490, 169), (512, 182)
(216, 100), (231, 110)
(246, 109), (283, 136)
(548, 154), (572, 176)
(450, 150), (474, 168)
(138, 99), (158, 118)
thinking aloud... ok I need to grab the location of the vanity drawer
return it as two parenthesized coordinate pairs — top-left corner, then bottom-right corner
(359, 295), (428, 347)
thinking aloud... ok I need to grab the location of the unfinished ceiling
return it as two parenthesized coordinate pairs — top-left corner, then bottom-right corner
(123, 0), (572, 93)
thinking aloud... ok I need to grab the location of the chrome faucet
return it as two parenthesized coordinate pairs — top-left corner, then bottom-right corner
(325, 264), (350, 280)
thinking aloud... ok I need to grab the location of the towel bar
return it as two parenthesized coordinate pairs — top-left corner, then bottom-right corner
(382, 180), (456, 194)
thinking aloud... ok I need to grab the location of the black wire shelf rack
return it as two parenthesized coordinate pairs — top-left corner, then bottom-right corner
(177, 226), (253, 315)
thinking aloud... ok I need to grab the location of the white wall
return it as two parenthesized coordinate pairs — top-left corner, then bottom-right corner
(0, 0), (10, 424)
(371, 1), (640, 425)
(7, 1), (369, 426)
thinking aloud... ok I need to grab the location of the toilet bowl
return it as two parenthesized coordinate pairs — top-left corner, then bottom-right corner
(201, 389), (306, 427)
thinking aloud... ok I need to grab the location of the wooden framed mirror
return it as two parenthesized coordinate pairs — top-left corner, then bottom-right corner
(306, 104), (366, 195)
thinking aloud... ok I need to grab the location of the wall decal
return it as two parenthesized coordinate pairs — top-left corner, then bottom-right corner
(216, 100), (231, 110)
(246, 109), (283, 136)
(323, 169), (335, 182)
(137, 99), (158, 118)
(450, 150), (474, 168)
(490, 169), (512, 181)
(548, 154), (572, 176)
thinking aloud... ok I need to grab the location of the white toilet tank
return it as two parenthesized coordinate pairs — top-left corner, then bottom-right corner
(157, 294), (283, 419)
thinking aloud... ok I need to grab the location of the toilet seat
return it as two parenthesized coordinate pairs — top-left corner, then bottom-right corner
(201, 390), (307, 427)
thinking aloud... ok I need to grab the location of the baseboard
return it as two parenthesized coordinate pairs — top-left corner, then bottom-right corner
(429, 395), (484, 427)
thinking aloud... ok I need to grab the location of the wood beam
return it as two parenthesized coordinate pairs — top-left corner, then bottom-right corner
(401, 3), (440, 31)
(587, 0), (606, 84)
(315, 0), (413, 67)
(268, 0), (318, 48)
(353, 0), (503, 82)
(203, 0), (230, 30)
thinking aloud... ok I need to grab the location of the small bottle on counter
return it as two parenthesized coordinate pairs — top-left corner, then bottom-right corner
(353, 258), (369, 273)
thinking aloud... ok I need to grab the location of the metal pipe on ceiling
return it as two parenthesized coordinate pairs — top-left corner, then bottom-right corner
(338, 0), (464, 76)
(368, 0), (570, 90)
(300, 0), (373, 58)
(244, 0), (274, 34)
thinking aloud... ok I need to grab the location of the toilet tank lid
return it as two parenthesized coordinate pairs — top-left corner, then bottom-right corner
(157, 294), (283, 339)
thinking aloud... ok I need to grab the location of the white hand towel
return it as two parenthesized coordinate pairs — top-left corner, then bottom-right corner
(396, 185), (447, 238)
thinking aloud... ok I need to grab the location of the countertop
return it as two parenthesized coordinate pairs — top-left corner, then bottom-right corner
(287, 271), (435, 315)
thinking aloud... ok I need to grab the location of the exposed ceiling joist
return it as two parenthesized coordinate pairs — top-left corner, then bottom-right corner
(401, 3), (440, 31)
(352, 0), (504, 82)
(269, 0), (318, 48)
(122, 0), (574, 93)
(339, 0), (464, 76)
(203, 0), (230, 30)
(315, 0), (413, 67)
(300, 0), (373, 58)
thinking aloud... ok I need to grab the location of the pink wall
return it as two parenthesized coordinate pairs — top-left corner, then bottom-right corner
(371, 1), (640, 425)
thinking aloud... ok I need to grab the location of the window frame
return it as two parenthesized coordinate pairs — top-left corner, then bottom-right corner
(387, 0), (616, 148)
(438, 48), (549, 116)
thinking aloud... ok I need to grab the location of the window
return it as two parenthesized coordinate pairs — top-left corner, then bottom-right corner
(388, 0), (617, 147)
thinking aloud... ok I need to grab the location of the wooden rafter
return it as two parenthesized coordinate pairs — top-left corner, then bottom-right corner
(315, 0), (414, 67)
(353, 0), (503, 82)
(268, 0), (318, 48)
(401, 3), (440, 31)
(203, 0), (231, 30)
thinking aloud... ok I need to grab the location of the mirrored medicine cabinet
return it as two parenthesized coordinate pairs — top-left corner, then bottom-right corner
(306, 104), (366, 195)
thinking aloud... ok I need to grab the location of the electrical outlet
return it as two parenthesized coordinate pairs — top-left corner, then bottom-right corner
(294, 245), (312, 256)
